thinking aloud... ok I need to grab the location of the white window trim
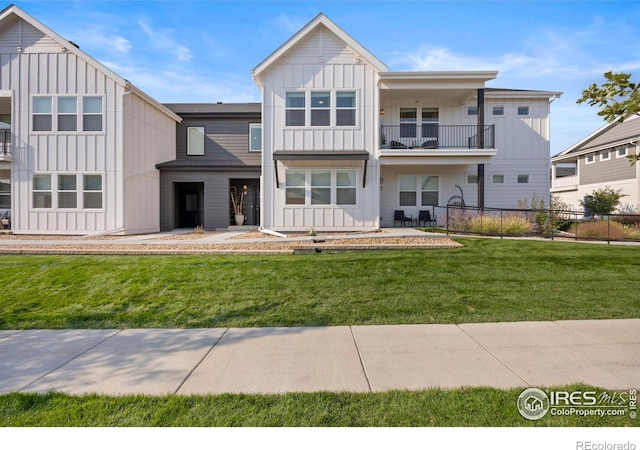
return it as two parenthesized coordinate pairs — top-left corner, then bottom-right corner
(492, 174), (505, 184)
(31, 95), (105, 134)
(284, 168), (358, 206)
(32, 172), (104, 210)
(249, 123), (262, 152)
(615, 146), (628, 158)
(585, 153), (595, 165)
(187, 126), (205, 156)
(466, 174), (478, 184)
(491, 105), (505, 117)
(600, 150), (611, 161)
(517, 105), (530, 116)
(285, 90), (358, 128)
(466, 106), (478, 117)
(398, 174), (439, 208)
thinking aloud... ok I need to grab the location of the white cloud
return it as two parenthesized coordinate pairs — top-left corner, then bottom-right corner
(137, 18), (193, 63)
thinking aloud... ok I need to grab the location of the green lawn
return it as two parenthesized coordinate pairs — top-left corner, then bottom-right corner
(1, 385), (634, 427)
(1, 238), (639, 329)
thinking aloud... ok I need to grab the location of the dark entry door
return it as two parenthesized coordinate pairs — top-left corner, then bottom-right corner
(178, 189), (201, 228)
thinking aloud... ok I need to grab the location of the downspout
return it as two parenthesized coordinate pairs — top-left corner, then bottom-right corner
(111, 81), (133, 234)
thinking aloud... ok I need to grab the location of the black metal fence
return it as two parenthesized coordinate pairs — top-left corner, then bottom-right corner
(428, 205), (640, 243)
(380, 125), (495, 149)
(0, 130), (10, 156)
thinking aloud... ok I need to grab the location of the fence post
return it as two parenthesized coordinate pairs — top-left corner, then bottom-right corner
(500, 209), (503, 239)
(607, 215), (611, 244)
(446, 206), (449, 236)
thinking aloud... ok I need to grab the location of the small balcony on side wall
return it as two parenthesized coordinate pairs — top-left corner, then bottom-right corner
(0, 130), (11, 162)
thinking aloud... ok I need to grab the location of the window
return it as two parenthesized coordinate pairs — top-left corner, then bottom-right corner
(336, 92), (356, 126)
(83, 97), (103, 131)
(492, 174), (504, 184)
(467, 106), (478, 116)
(492, 106), (504, 116)
(517, 174), (530, 184)
(0, 181), (10, 209)
(336, 170), (356, 205)
(249, 124), (262, 152)
(616, 146), (628, 158)
(310, 92), (330, 126)
(517, 106), (530, 116)
(585, 154), (595, 164)
(286, 92), (305, 126)
(187, 126), (205, 156)
(285, 170), (306, 205)
(83, 174), (102, 209)
(33, 174), (52, 208)
(421, 176), (439, 206)
(58, 174), (77, 208)
(399, 108), (417, 138)
(600, 150), (610, 161)
(32, 96), (103, 132)
(33, 97), (52, 131)
(467, 174), (478, 184)
(311, 170), (331, 205)
(58, 97), (77, 131)
(399, 175), (417, 206)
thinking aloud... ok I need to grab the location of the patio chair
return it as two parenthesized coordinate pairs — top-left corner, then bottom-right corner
(394, 210), (413, 227)
(390, 140), (408, 149)
(418, 210), (435, 227)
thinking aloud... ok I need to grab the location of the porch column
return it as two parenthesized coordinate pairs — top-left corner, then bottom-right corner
(477, 164), (485, 209)
(477, 88), (485, 208)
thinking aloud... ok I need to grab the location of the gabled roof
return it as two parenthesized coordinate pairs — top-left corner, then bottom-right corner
(0, 4), (181, 123)
(552, 113), (640, 161)
(165, 103), (261, 116)
(251, 13), (387, 82)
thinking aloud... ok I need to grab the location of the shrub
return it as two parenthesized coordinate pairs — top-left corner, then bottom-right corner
(622, 223), (640, 240)
(580, 186), (626, 216)
(468, 214), (532, 235)
(569, 221), (625, 240)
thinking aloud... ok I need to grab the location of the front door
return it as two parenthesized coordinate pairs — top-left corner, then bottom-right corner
(177, 185), (202, 228)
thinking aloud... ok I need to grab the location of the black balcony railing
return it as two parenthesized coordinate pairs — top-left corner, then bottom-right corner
(0, 130), (10, 156)
(380, 124), (495, 149)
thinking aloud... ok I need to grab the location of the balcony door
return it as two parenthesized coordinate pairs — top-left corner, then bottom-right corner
(421, 108), (439, 147)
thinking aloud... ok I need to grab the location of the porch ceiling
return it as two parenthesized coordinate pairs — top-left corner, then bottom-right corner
(379, 150), (496, 166)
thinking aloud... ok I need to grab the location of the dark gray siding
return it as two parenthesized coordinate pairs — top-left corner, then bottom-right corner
(579, 153), (636, 185)
(159, 169), (260, 230)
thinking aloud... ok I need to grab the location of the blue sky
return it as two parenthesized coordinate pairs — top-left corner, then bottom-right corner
(14, 0), (640, 155)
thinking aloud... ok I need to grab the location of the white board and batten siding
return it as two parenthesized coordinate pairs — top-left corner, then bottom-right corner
(0, 12), (177, 234)
(261, 24), (381, 230)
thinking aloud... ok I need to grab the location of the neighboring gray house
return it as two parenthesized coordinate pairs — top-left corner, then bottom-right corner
(551, 114), (640, 211)
(157, 103), (261, 230)
(0, 4), (181, 235)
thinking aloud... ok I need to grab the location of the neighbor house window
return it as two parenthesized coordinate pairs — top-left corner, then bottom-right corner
(286, 92), (306, 126)
(616, 146), (628, 157)
(585, 154), (595, 164)
(492, 106), (504, 116)
(285, 170), (306, 205)
(467, 106), (478, 116)
(467, 174), (478, 184)
(33, 174), (52, 208)
(517, 174), (530, 184)
(249, 123), (262, 152)
(600, 150), (610, 161)
(57, 97), (77, 131)
(83, 174), (102, 209)
(310, 92), (330, 126)
(0, 181), (10, 209)
(336, 92), (356, 126)
(33, 97), (52, 131)
(492, 174), (505, 184)
(311, 170), (331, 205)
(336, 170), (356, 205)
(187, 126), (205, 156)
(517, 106), (530, 116)
(82, 97), (103, 132)
(58, 174), (77, 208)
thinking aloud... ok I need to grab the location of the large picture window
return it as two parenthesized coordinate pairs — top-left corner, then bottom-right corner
(32, 173), (102, 209)
(399, 175), (439, 207)
(284, 169), (358, 206)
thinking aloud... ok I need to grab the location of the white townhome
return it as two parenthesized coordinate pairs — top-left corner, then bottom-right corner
(0, 4), (180, 235)
(252, 14), (561, 231)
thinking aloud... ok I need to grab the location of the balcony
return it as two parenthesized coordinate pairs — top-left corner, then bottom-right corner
(0, 130), (11, 162)
(551, 175), (578, 192)
(380, 124), (495, 150)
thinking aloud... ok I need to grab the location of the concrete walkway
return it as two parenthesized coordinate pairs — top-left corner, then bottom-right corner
(1, 319), (638, 396)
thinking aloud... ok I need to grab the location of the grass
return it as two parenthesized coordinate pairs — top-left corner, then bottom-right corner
(1, 238), (639, 329)
(1, 385), (635, 427)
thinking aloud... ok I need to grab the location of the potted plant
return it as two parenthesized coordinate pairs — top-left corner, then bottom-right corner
(230, 191), (245, 226)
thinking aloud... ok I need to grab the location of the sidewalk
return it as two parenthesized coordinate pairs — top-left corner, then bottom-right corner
(1, 319), (638, 396)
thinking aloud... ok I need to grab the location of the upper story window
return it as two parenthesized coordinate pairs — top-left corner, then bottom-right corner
(492, 174), (505, 184)
(585, 154), (595, 164)
(600, 150), (610, 161)
(286, 92), (306, 126)
(32, 96), (103, 133)
(517, 106), (530, 116)
(467, 106), (478, 116)
(616, 146), (628, 158)
(399, 108), (417, 138)
(249, 124), (262, 152)
(517, 174), (530, 184)
(187, 126), (205, 156)
(285, 91), (357, 127)
(492, 106), (505, 116)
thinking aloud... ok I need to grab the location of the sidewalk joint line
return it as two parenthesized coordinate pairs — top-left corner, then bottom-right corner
(455, 324), (532, 387)
(18, 329), (124, 392)
(349, 326), (372, 393)
(174, 328), (229, 395)
(553, 320), (640, 363)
